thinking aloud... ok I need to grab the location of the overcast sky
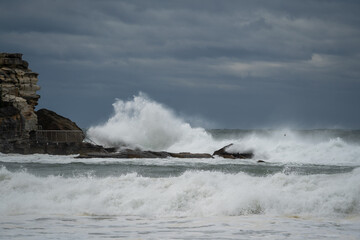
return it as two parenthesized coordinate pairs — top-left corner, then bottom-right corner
(1, 0), (360, 129)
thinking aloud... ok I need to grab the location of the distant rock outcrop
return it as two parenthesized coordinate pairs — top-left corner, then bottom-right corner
(78, 145), (254, 160)
(77, 149), (213, 159)
(213, 143), (254, 159)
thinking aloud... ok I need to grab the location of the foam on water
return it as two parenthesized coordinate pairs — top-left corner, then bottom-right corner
(1, 166), (359, 218)
(228, 131), (360, 165)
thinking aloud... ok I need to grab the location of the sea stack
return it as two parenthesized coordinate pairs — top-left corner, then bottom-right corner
(0, 53), (40, 152)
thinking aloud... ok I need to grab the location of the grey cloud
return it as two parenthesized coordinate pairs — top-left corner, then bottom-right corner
(1, 0), (359, 128)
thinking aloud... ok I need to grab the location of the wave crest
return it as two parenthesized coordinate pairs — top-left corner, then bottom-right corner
(1, 167), (359, 217)
(87, 93), (213, 152)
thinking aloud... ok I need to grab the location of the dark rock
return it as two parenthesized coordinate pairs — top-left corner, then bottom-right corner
(169, 152), (213, 158)
(0, 53), (23, 58)
(28, 141), (113, 155)
(77, 149), (168, 159)
(77, 149), (214, 159)
(0, 105), (22, 134)
(0, 104), (20, 117)
(0, 104), (25, 153)
(0, 58), (28, 69)
(36, 108), (82, 131)
(213, 143), (254, 159)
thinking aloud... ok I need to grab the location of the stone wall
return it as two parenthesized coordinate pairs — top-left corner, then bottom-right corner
(0, 53), (40, 152)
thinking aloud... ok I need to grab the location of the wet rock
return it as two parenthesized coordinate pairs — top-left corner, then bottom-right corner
(169, 152), (213, 158)
(27, 142), (113, 155)
(77, 149), (213, 159)
(213, 143), (254, 159)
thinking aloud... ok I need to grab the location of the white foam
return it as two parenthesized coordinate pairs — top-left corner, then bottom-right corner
(228, 131), (360, 165)
(1, 167), (359, 218)
(86, 94), (360, 166)
(87, 93), (222, 153)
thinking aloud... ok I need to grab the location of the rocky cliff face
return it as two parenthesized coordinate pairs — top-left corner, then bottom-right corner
(0, 53), (40, 152)
(0, 53), (106, 154)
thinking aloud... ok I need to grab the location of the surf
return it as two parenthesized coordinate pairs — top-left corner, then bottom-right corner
(1, 166), (359, 218)
(87, 93), (221, 153)
(87, 93), (360, 165)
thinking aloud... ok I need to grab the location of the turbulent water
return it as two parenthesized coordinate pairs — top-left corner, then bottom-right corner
(1, 95), (360, 239)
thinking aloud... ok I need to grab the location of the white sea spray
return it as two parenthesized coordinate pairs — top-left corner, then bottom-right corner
(228, 131), (360, 165)
(1, 166), (359, 218)
(87, 93), (220, 152)
(87, 94), (360, 166)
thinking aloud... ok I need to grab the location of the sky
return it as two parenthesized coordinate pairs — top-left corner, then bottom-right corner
(1, 0), (360, 129)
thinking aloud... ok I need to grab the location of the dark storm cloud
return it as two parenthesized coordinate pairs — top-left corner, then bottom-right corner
(0, 0), (359, 128)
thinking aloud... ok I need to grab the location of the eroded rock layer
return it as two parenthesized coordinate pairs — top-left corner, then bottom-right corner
(0, 53), (40, 152)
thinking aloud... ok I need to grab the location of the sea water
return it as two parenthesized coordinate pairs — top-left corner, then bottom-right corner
(1, 94), (360, 239)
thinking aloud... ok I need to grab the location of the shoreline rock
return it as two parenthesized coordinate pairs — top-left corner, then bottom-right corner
(77, 149), (213, 159)
(77, 144), (254, 160)
(213, 143), (254, 159)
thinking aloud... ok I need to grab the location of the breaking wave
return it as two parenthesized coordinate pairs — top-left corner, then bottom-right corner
(87, 93), (360, 166)
(87, 93), (219, 152)
(0, 166), (359, 218)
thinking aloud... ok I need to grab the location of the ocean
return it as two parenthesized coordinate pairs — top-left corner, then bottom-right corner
(1, 95), (360, 239)
(1, 128), (360, 239)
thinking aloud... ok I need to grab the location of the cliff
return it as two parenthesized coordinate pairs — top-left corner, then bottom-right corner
(0, 53), (40, 152)
(0, 53), (103, 154)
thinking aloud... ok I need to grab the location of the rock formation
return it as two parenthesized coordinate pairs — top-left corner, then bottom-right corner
(0, 53), (99, 154)
(36, 108), (83, 131)
(78, 145), (254, 160)
(213, 143), (254, 159)
(77, 149), (213, 159)
(0, 53), (40, 152)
